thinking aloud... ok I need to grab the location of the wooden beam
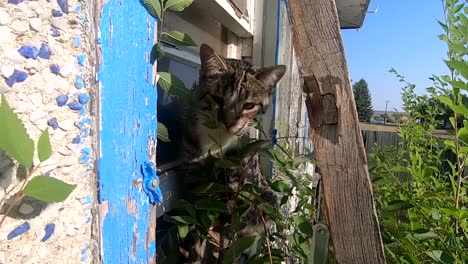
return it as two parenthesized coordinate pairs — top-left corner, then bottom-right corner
(287, 0), (386, 263)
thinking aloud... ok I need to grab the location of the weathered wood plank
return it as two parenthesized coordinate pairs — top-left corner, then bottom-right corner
(97, 2), (158, 263)
(288, 0), (386, 263)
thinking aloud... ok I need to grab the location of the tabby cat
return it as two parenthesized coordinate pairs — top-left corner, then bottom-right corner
(181, 44), (286, 163)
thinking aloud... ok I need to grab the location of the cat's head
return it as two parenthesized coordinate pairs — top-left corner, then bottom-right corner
(199, 44), (286, 135)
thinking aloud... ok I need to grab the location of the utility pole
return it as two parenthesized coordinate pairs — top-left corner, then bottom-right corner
(384, 100), (389, 125)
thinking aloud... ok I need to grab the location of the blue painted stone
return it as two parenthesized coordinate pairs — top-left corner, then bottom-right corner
(79, 154), (90, 164)
(72, 136), (81, 144)
(15, 71), (27, 82)
(82, 195), (91, 204)
(47, 117), (59, 129)
(38, 43), (52, 59)
(52, 10), (63, 17)
(41, 223), (55, 242)
(82, 117), (92, 123)
(18, 45), (38, 59)
(81, 127), (90, 137)
(68, 102), (83, 110)
(5, 70), (28, 87)
(57, 0), (69, 14)
(81, 147), (92, 155)
(77, 54), (86, 66)
(7, 222), (30, 240)
(80, 107), (87, 116)
(7, 0), (23, 4)
(50, 64), (60, 75)
(51, 27), (60, 37)
(78, 93), (90, 104)
(75, 4), (81, 12)
(56, 95), (68, 106)
(74, 75), (84, 89)
(72, 36), (81, 48)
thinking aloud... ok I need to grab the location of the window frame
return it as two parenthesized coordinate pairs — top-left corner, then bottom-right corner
(155, 0), (276, 217)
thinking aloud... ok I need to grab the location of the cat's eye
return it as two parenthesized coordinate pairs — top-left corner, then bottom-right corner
(243, 102), (256, 110)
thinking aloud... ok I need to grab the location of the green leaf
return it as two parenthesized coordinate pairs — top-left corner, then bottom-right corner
(178, 224), (189, 240)
(438, 34), (448, 42)
(0, 95), (34, 168)
(150, 43), (166, 64)
(164, 0), (193, 11)
(452, 104), (468, 116)
(23, 176), (76, 202)
(195, 199), (227, 212)
(193, 182), (225, 194)
(260, 202), (283, 219)
(444, 139), (456, 150)
(445, 60), (468, 79)
(143, 0), (162, 20)
(157, 121), (170, 142)
(431, 208), (442, 220)
(271, 181), (290, 194)
(426, 250), (454, 264)
(163, 30), (197, 46)
(199, 212), (214, 230)
(385, 200), (413, 212)
(438, 20), (449, 33)
(157, 72), (190, 97)
(438, 96), (454, 107)
(215, 158), (241, 168)
(292, 216), (313, 235)
(239, 140), (268, 158)
(440, 207), (458, 217)
(167, 215), (198, 224)
(413, 229), (438, 241)
(37, 129), (52, 162)
(453, 3), (464, 14)
(223, 236), (260, 264)
(174, 200), (196, 218)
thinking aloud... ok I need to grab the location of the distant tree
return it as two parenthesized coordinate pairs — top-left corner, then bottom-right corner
(353, 79), (374, 122)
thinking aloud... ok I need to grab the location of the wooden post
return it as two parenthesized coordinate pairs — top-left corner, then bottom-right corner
(287, 0), (386, 263)
(97, 1), (159, 263)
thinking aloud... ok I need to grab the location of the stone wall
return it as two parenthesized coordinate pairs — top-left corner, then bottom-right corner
(0, 0), (96, 263)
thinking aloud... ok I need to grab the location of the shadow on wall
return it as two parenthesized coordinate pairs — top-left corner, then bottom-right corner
(0, 149), (49, 220)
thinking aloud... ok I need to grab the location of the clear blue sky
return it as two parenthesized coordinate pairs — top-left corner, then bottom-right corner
(342, 0), (448, 111)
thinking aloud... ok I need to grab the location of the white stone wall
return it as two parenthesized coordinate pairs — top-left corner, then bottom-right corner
(0, 0), (95, 263)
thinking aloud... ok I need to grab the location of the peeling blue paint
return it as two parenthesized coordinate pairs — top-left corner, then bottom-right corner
(98, 1), (158, 263)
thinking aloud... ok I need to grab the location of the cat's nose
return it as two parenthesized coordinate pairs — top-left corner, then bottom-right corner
(223, 110), (237, 129)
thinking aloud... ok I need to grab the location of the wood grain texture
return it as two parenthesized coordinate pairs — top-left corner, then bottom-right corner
(288, 0), (386, 263)
(98, 1), (158, 263)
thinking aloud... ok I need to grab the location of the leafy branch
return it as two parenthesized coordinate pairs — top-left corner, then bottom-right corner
(143, 0), (196, 143)
(0, 95), (76, 227)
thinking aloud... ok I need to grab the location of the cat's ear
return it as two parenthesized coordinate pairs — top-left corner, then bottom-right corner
(255, 65), (286, 88)
(200, 44), (227, 74)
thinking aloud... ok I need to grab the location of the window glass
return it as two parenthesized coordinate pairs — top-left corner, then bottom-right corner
(156, 57), (198, 166)
(157, 4), (231, 166)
